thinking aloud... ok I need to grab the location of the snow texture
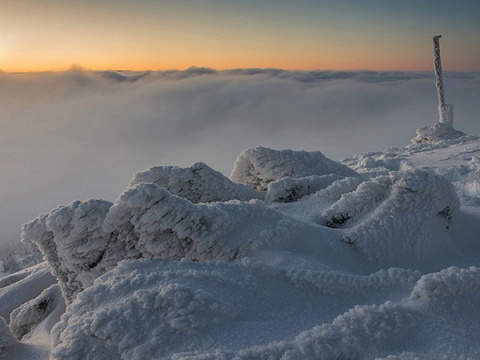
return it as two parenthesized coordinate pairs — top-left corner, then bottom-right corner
(49, 259), (480, 360)
(230, 147), (362, 190)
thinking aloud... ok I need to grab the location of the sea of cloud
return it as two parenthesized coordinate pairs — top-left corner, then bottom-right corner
(0, 68), (479, 244)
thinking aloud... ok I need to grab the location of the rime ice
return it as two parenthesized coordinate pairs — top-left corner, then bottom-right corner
(4, 138), (480, 359)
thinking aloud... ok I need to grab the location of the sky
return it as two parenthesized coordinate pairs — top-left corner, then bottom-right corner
(2, 0), (480, 72)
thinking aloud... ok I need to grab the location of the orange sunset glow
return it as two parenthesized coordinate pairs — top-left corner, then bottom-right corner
(2, 0), (479, 73)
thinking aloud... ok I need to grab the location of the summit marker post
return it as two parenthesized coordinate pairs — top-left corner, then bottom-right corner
(433, 35), (454, 126)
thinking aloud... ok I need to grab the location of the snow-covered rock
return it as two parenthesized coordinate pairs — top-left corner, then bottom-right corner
(23, 182), (305, 302)
(129, 162), (263, 203)
(230, 147), (362, 190)
(22, 200), (113, 303)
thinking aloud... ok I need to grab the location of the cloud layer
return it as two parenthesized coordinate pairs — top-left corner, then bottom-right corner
(1, 68), (479, 243)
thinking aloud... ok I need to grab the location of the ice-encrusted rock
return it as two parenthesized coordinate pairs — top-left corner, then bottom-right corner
(230, 147), (362, 190)
(22, 200), (113, 302)
(23, 183), (293, 302)
(129, 162), (263, 203)
(22, 146), (469, 302)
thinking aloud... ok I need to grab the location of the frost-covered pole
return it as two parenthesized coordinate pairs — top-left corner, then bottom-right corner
(433, 35), (454, 126)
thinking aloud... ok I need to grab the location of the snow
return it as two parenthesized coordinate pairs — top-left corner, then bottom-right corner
(3, 133), (480, 359)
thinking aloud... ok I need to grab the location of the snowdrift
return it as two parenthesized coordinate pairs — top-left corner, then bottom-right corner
(49, 260), (480, 360)
(4, 143), (480, 359)
(321, 169), (460, 267)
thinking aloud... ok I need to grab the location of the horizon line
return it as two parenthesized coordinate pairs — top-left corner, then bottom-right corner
(2, 66), (480, 75)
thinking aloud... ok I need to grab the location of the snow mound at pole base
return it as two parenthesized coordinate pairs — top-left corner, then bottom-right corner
(412, 123), (465, 144)
(321, 169), (460, 267)
(129, 162), (263, 203)
(230, 146), (362, 190)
